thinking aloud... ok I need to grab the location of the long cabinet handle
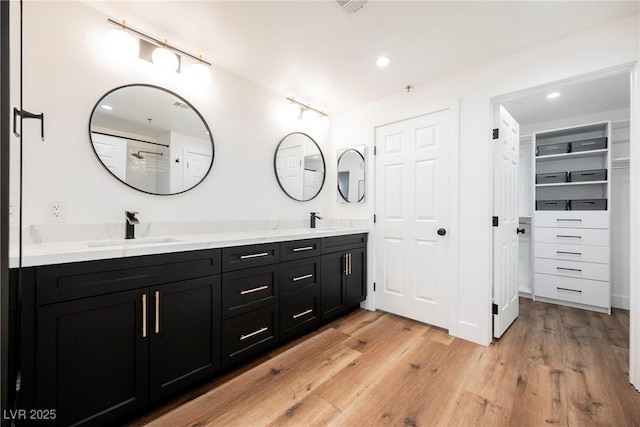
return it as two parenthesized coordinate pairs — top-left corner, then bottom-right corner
(240, 285), (269, 295)
(557, 267), (582, 272)
(154, 291), (160, 334)
(293, 274), (313, 282)
(557, 235), (581, 239)
(142, 294), (147, 338)
(557, 287), (582, 293)
(344, 253), (348, 275)
(293, 309), (313, 319)
(348, 253), (352, 275)
(557, 218), (582, 222)
(293, 246), (314, 252)
(240, 326), (268, 341)
(557, 251), (582, 256)
(240, 252), (270, 260)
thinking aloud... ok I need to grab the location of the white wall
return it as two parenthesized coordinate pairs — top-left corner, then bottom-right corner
(331, 15), (639, 345)
(17, 1), (331, 228)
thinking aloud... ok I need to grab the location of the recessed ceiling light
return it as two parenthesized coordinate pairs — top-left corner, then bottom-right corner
(546, 92), (561, 99)
(101, 105), (113, 110)
(376, 56), (390, 67)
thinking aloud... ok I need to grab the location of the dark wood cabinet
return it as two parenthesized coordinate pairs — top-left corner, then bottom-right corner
(320, 251), (348, 320)
(222, 305), (278, 368)
(36, 289), (149, 426)
(149, 276), (221, 400)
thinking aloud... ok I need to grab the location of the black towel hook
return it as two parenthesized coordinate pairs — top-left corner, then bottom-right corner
(13, 107), (45, 141)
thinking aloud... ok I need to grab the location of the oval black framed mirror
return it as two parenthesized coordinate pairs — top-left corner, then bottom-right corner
(274, 132), (326, 201)
(337, 147), (365, 203)
(89, 84), (214, 195)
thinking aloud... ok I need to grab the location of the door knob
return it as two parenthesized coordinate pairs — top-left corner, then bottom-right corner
(517, 228), (525, 235)
(437, 228), (447, 236)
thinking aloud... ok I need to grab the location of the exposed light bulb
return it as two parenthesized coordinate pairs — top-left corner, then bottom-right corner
(301, 108), (316, 121)
(152, 46), (179, 72)
(186, 61), (211, 83)
(107, 27), (138, 60)
(286, 102), (302, 119)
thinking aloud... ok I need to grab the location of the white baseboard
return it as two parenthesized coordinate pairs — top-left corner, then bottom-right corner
(612, 294), (631, 310)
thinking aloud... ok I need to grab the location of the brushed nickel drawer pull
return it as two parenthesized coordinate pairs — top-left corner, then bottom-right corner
(557, 235), (581, 239)
(154, 291), (160, 334)
(240, 285), (269, 295)
(293, 274), (313, 282)
(240, 252), (270, 260)
(240, 326), (268, 340)
(557, 251), (582, 256)
(557, 267), (582, 272)
(557, 218), (582, 222)
(293, 309), (313, 319)
(349, 253), (352, 275)
(293, 246), (314, 252)
(557, 287), (582, 293)
(142, 294), (147, 338)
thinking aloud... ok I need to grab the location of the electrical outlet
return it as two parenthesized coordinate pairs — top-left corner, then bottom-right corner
(48, 201), (66, 223)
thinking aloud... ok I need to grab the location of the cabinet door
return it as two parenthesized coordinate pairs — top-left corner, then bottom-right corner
(150, 275), (221, 400)
(320, 251), (346, 321)
(345, 247), (366, 306)
(36, 289), (149, 426)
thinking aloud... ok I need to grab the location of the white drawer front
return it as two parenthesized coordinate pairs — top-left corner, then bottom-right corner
(534, 273), (609, 308)
(534, 242), (609, 264)
(534, 258), (609, 282)
(534, 227), (609, 247)
(535, 211), (609, 229)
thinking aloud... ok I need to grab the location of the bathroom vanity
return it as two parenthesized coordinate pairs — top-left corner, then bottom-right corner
(11, 229), (367, 426)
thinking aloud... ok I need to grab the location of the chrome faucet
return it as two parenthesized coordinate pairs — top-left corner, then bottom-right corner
(125, 211), (139, 239)
(310, 212), (323, 229)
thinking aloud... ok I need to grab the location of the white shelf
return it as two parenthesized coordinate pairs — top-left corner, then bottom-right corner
(535, 180), (607, 188)
(535, 149), (608, 162)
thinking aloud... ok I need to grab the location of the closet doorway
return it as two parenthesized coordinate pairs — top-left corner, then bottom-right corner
(492, 70), (632, 370)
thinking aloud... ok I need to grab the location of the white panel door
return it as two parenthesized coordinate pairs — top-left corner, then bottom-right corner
(183, 150), (212, 189)
(275, 144), (303, 200)
(375, 109), (451, 329)
(493, 105), (520, 338)
(90, 133), (127, 181)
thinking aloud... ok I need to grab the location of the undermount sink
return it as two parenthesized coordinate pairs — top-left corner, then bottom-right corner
(86, 237), (182, 248)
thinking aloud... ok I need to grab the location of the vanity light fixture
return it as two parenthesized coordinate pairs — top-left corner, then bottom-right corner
(107, 20), (138, 60)
(286, 97), (328, 121)
(107, 18), (212, 80)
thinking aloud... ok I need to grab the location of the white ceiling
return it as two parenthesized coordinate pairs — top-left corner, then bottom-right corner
(502, 72), (631, 125)
(87, 1), (639, 114)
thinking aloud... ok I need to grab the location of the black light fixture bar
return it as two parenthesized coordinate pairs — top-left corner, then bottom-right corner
(286, 97), (328, 117)
(107, 18), (212, 66)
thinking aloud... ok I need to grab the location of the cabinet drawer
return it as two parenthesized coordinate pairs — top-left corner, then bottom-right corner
(534, 211), (609, 229)
(321, 233), (367, 254)
(222, 306), (278, 368)
(280, 294), (320, 341)
(222, 243), (279, 272)
(280, 258), (320, 301)
(36, 249), (221, 305)
(534, 242), (609, 264)
(534, 273), (609, 308)
(534, 258), (609, 282)
(280, 239), (321, 262)
(534, 227), (609, 247)
(222, 265), (278, 319)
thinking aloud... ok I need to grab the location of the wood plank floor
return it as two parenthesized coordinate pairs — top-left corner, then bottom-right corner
(129, 298), (640, 426)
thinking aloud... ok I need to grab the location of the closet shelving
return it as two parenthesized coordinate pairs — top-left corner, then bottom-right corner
(531, 121), (611, 313)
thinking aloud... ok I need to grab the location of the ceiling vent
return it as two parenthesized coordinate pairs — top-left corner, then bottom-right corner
(336, 0), (368, 15)
(173, 101), (190, 110)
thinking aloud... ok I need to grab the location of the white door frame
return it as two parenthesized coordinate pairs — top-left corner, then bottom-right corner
(371, 100), (460, 334)
(490, 63), (639, 389)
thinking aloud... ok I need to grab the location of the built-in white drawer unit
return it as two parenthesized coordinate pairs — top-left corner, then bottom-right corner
(534, 242), (610, 264)
(534, 258), (609, 282)
(534, 273), (609, 309)
(534, 211), (609, 229)
(534, 227), (609, 247)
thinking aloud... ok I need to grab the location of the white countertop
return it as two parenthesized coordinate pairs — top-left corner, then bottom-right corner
(11, 226), (369, 268)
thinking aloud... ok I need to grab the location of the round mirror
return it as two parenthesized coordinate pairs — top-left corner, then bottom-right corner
(274, 132), (325, 201)
(89, 84), (214, 195)
(337, 149), (365, 203)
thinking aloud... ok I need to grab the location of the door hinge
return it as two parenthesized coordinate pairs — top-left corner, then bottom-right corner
(373, 282), (376, 292)
(492, 128), (499, 140)
(492, 303), (498, 315)
(374, 146), (377, 155)
(492, 216), (499, 227)
(373, 214), (377, 223)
